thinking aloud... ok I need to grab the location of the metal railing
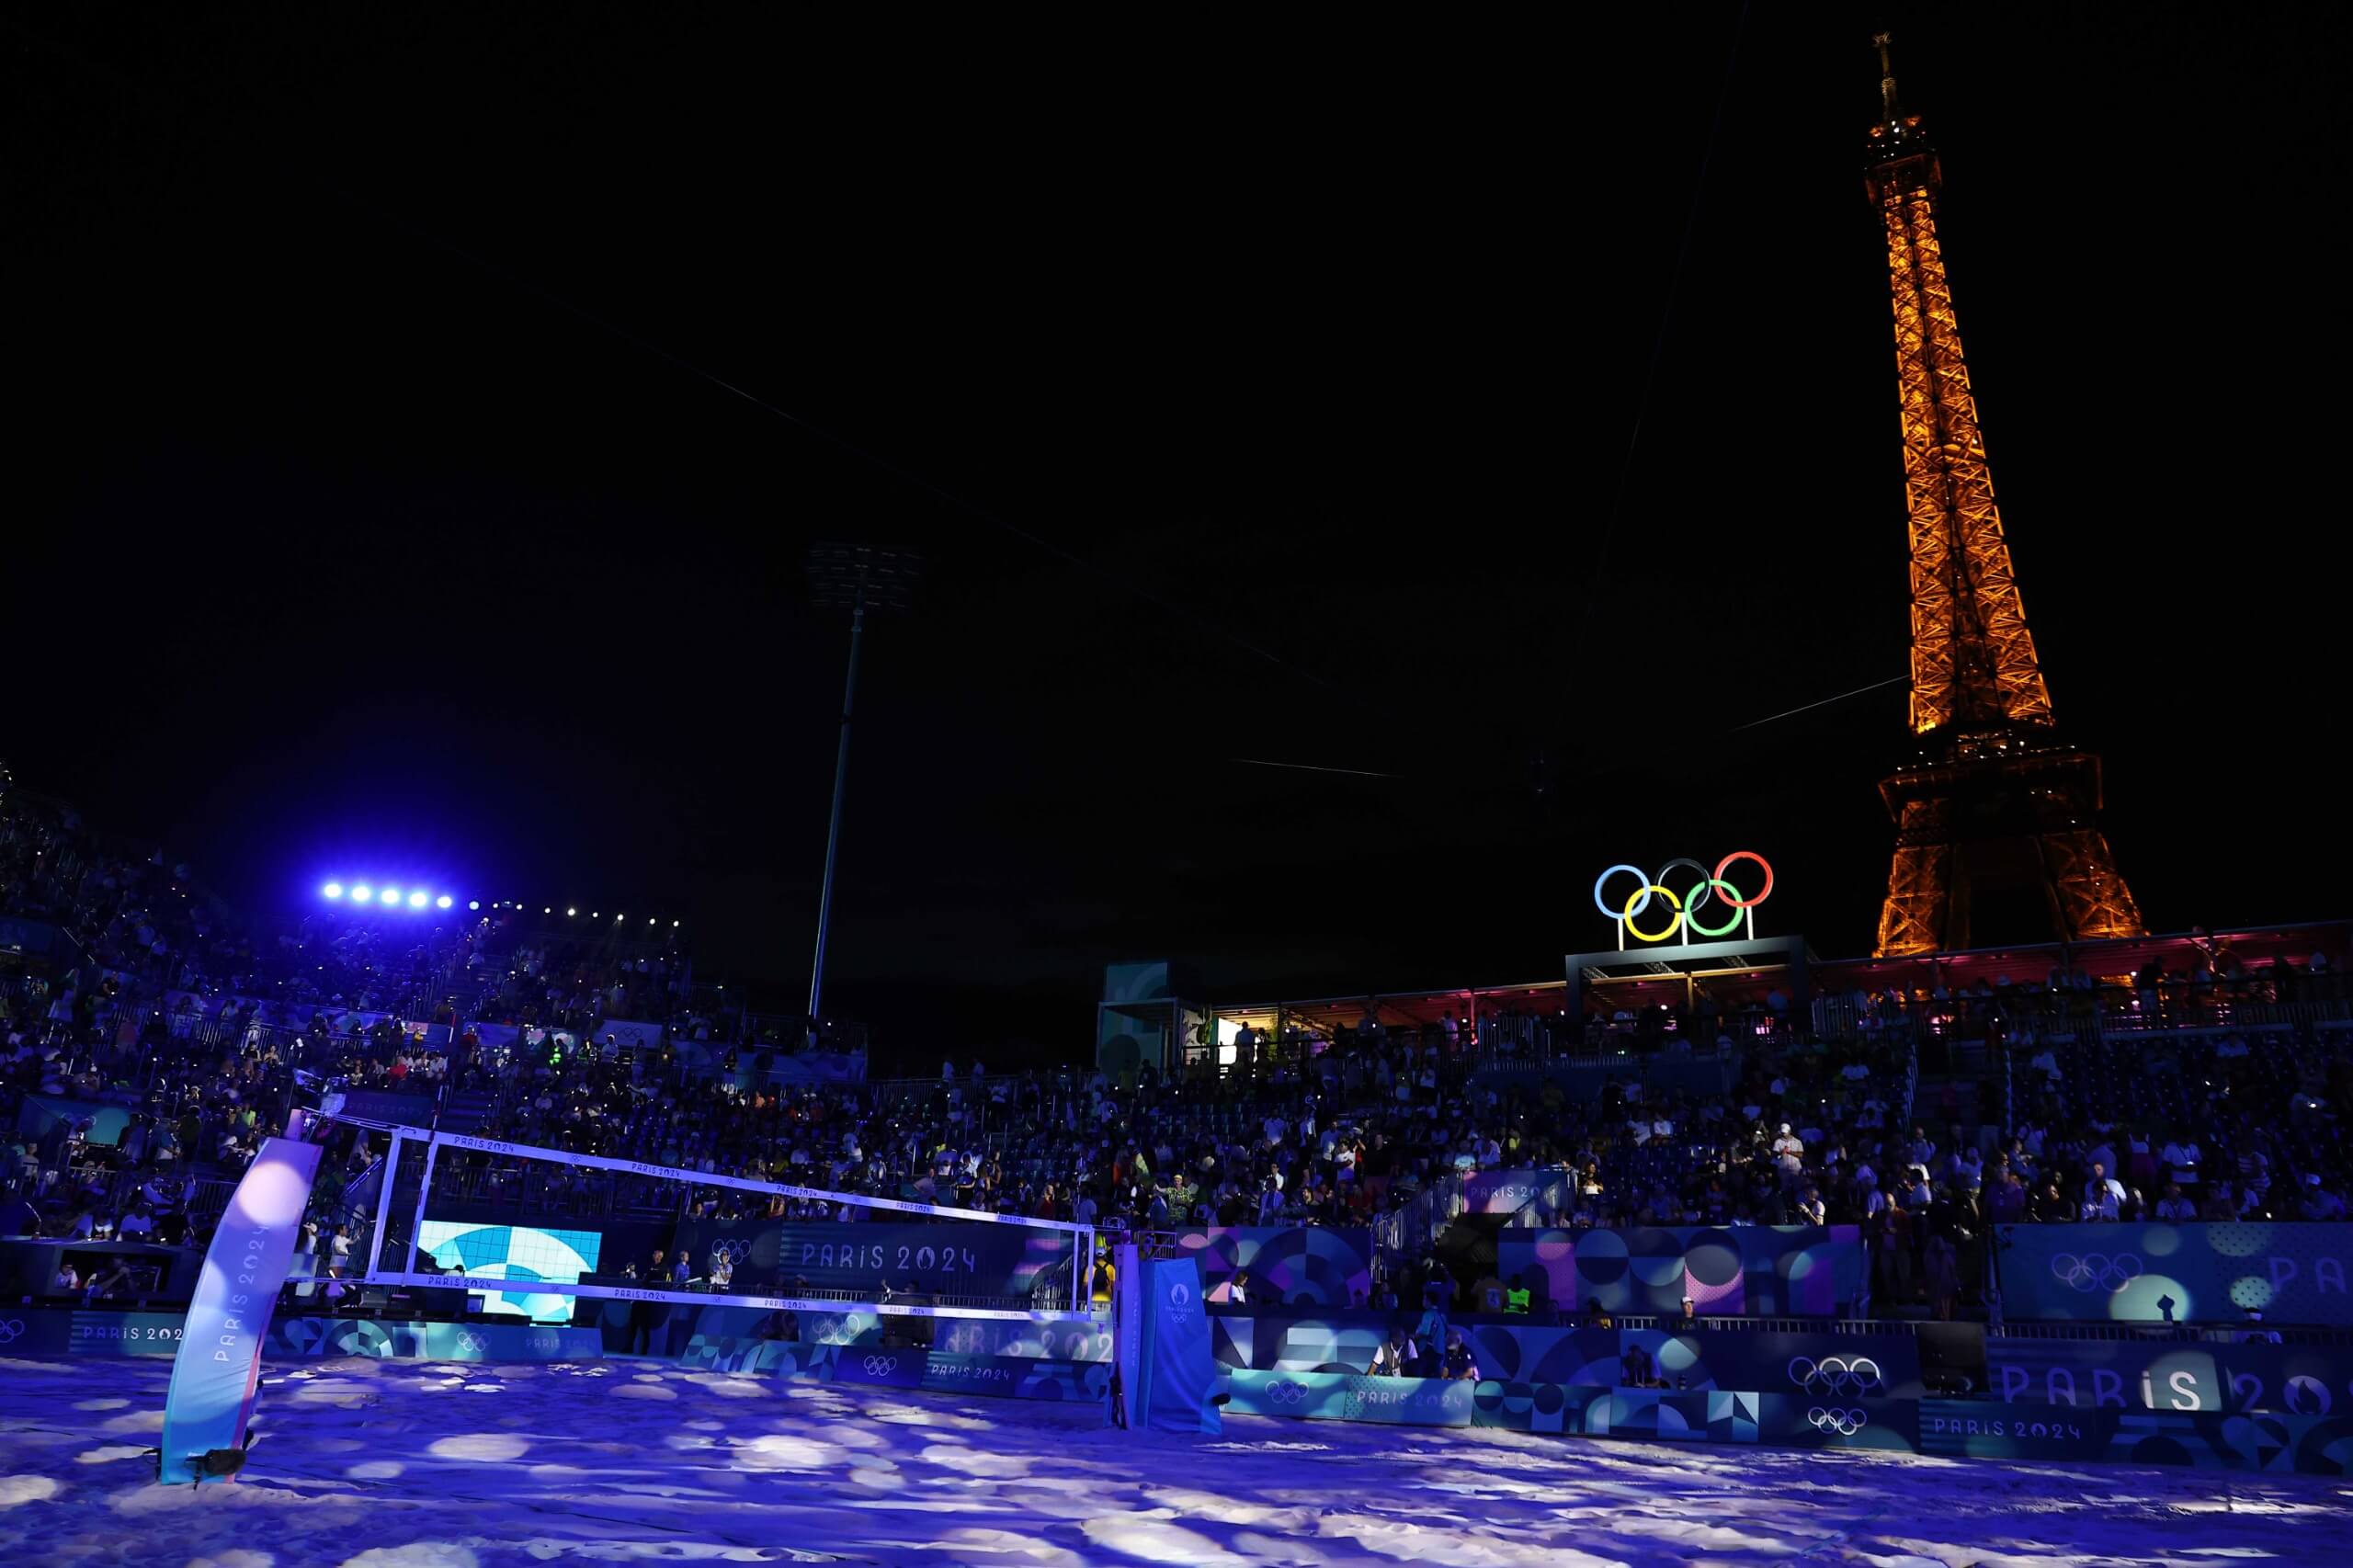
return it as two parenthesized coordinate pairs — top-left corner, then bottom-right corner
(1374, 1169), (1466, 1265)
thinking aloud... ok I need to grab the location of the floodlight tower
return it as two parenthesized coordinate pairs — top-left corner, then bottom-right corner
(804, 544), (919, 1026)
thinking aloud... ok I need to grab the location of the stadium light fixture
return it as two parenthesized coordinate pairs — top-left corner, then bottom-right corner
(436, 894), (453, 909)
(805, 541), (919, 1025)
(351, 885), (374, 903)
(406, 890), (428, 909)
(323, 882), (343, 899)
(380, 887), (402, 905)
(566, 907), (576, 916)
(468, 901), (480, 911)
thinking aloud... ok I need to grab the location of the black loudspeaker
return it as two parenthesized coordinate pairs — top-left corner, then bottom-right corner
(1916, 1322), (1989, 1396)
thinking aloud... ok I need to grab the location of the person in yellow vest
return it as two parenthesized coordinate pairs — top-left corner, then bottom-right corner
(1505, 1274), (1531, 1315)
(1091, 1252), (1116, 1307)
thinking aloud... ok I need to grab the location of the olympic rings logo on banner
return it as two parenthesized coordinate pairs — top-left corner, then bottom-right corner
(2052, 1253), (2143, 1293)
(1788, 1356), (1882, 1394)
(0, 1320), (23, 1346)
(1808, 1407), (1868, 1436)
(1593, 853), (1774, 941)
(1267, 1380), (1309, 1405)
(861, 1355), (900, 1377)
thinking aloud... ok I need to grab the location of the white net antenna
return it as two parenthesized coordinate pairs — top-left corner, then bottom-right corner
(327, 1121), (1099, 1328)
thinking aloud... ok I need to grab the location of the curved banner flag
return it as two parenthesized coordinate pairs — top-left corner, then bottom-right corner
(157, 1119), (323, 1484)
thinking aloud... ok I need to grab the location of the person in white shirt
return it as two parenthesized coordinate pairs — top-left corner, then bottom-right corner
(2081, 1163), (2126, 1221)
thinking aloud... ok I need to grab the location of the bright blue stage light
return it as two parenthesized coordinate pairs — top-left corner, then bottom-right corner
(379, 887), (401, 906)
(351, 885), (374, 903)
(323, 882), (344, 899)
(467, 900), (480, 911)
(406, 890), (428, 909)
(436, 894), (453, 909)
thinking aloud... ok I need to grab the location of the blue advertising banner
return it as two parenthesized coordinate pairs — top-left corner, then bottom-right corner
(1227, 1369), (1476, 1427)
(1983, 1335), (2353, 1414)
(668, 1218), (1055, 1299)
(1996, 1222), (2353, 1326)
(1497, 1225), (1863, 1315)
(158, 1131), (323, 1484)
(1460, 1170), (1574, 1221)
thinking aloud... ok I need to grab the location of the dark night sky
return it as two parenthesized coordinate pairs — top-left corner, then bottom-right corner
(9, 5), (2349, 1058)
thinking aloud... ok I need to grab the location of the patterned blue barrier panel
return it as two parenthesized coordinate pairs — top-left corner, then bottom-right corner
(673, 1337), (1109, 1403)
(267, 1317), (600, 1361)
(1469, 1384), (1920, 1449)
(1225, 1369), (1475, 1426)
(1498, 1225), (1863, 1315)
(1997, 1222), (2353, 1326)
(0, 1309), (599, 1360)
(1205, 1310), (1926, 1399)
(1173, 1227), (1373, 1307)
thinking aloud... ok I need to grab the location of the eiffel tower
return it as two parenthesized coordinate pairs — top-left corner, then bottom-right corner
(1864, 35), (2143, 956)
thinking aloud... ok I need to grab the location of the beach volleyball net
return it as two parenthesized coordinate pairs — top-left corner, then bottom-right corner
(321, 1120), (1098, 1330)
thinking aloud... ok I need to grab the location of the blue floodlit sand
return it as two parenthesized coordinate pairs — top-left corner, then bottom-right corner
(0, 1352), (2347, 1567)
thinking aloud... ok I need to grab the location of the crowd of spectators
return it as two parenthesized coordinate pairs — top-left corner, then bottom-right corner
(6, 773), (2350, 1328)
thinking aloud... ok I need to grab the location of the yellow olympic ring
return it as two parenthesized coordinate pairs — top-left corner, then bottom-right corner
(1620, 883), (1682, 943)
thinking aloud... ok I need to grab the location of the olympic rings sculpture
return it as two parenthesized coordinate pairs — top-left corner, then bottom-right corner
(1594, 852), (1774, 941)
(1807, 1407), (1869, 1436)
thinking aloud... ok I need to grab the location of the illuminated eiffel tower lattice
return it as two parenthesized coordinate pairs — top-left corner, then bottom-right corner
(1863, 35), (2143, 956)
